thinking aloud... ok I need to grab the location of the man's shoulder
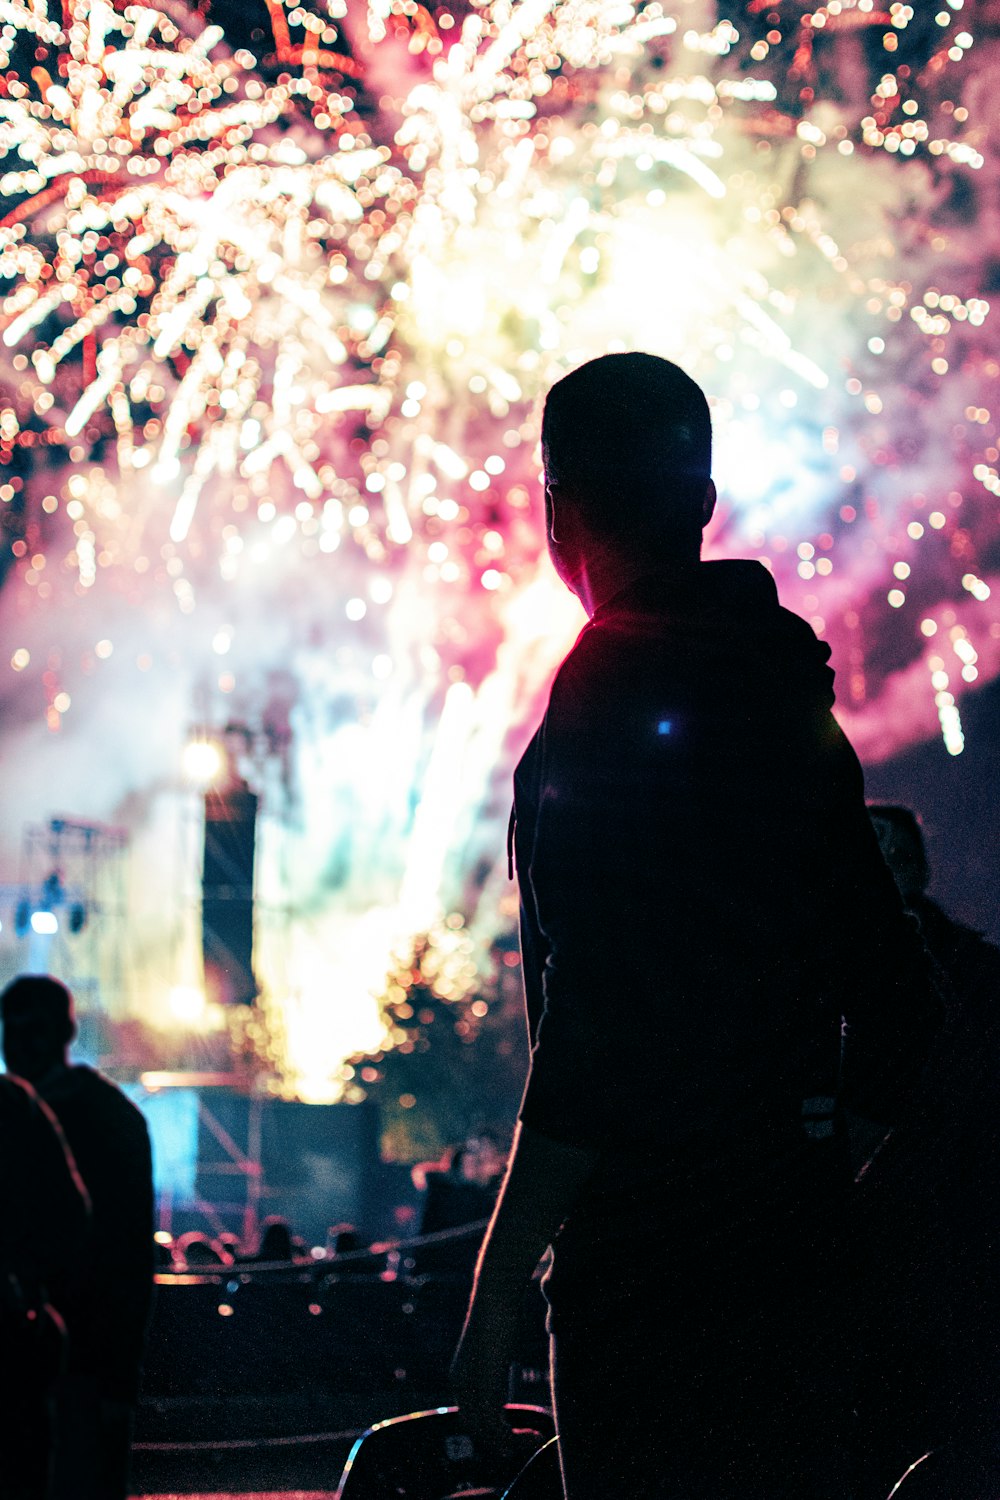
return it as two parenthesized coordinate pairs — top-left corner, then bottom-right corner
(0, 1073), (64, 1132)
(550, 559), (794, 691)
(0, 1071), (32, 1106)
(545, 589), (722, 729)
(50, 1066), (150, 1137)
(543, 629), (638, 745)
(0, 1071), (42, 1126)
(549, 607), (670, 701)
(534, 559), (838, 770)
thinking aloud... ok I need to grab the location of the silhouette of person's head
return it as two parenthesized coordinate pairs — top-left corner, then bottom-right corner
(869, 804), (929, 907)
(0, 974), (75, 1085)
(541, 353), (716, 602)
(175, 1230), (226, 1268)
(257, 1215), (294, 1262)
(332, 1226), (361, 1255)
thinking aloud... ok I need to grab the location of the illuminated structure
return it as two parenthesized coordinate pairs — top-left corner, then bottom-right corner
(5, 816), (129, 1018)
(1, 0), (997, 1100)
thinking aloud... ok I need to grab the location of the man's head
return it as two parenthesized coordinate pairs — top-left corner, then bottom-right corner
(1, 974), (75, 1084)
(541, 352), (715, 585)
(869, 804), (929, 907)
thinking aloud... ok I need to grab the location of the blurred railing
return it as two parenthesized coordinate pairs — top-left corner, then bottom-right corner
(143, 1220), (546, 1403)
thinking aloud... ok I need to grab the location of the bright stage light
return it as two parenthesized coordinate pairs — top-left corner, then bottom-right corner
(30, 911), (58, 936)
(182, 740), (225, 787)
(168, 986), (208, 1026)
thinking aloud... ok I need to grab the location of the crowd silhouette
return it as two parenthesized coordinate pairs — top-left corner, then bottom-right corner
(2, 976), (153, 1500)
(3, 807), (999, 1500)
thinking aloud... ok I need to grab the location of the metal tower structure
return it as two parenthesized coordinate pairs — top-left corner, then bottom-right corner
(14, 816), (130, 1019)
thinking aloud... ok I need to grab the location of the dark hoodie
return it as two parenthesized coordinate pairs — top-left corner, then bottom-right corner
(512, 561), (938, 1265)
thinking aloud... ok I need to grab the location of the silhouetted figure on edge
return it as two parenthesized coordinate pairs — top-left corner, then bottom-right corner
(413, 1140), (505, 1277)
(450, 354), (941, 1500)
(0, 1073), (90, 1500)
(254, 1214), (296, 1263)
(174, 1230), (230, 1268)
(420, 1140), (504, 1236)
(870, 804), (1000, 1012)
(851, 805), (1000, 1493)
(1, 976), (154, 1500)
(327, 1221), (361, 1258)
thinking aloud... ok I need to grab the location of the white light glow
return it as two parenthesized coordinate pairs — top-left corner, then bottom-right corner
(182, 739), (225, 786)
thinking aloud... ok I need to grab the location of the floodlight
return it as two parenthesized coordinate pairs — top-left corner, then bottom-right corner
(168, 985), (207, 1026)
(182, 738), (225, 786)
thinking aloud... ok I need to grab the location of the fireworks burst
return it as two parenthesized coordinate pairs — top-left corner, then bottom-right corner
(0, 0), (418, 553)
(1, 0), (998, 1097)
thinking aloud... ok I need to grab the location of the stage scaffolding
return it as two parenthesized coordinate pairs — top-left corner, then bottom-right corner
(6, 815), (130, 1019)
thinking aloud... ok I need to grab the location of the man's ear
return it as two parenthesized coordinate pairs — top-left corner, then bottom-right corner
(701, 479), (717, 531)
(546, 481), (585, 546)
(544, 480), (560, 542)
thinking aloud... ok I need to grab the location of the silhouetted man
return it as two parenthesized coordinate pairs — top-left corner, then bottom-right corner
(870, 804), (1000, 1007)
(0, 1072), (90, 1500)
(1, 976), (154, 1500)
(452, 354), (939, 1498)
(858, 805), (1000, 1492)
